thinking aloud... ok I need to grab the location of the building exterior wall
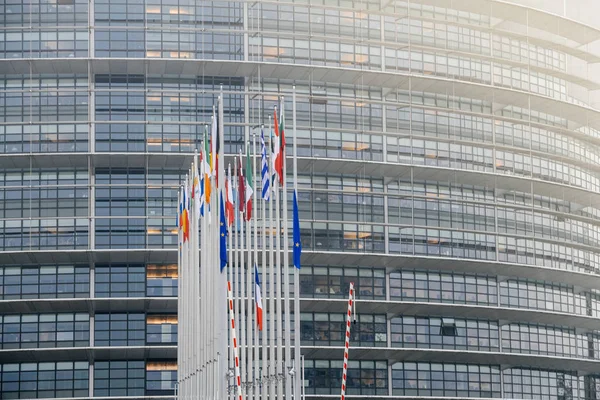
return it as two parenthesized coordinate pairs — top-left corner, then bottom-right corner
(2, 0), (600, 399)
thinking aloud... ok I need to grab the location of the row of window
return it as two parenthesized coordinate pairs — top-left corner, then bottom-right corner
(2, 358), (595, 399)
(6, 216), (600, 273)
(1, 0), (88, 26)
(2, 264), (599, 318)
(0, 0), (570, 84)
(3, 309), (599, 362)
(6, 94), (599, 166)
(0, 313), (176, 349)
(4, 74), (600, 151)
(0, 264), (176, 299)
(94, 0), (242, 27)
(0, 360), (176, 399)
(95, 313), (177, 346)
(307, 359), (599, 399)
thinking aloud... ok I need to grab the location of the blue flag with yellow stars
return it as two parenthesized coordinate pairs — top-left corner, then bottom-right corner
(220, 191), (228, 272)
(293, 189), (301, 269)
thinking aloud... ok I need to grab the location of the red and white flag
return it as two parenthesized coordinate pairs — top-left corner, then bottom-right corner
(273, 106), (285, 183)
(225, 166), (234, 227)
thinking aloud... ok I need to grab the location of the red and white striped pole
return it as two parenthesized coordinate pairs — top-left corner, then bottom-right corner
(341, 282), (354, 400)
(227, 281), (243, 400)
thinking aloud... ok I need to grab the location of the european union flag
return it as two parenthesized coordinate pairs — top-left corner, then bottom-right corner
(220, 192), (228, 272)
(293, 189), (301, 269)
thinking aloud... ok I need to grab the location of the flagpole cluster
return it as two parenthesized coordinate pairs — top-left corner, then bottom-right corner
(176, 97), (228, 400)
(176, 89), (303, 400)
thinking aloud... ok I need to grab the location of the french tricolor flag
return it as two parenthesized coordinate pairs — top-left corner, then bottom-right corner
(254, 264), (263, 331)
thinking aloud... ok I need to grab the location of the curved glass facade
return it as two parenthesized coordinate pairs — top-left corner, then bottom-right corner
(2, 0), (600, 399)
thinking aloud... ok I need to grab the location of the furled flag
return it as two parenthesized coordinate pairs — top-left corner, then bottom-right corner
(254, 264), (263, 331)
(274, 105), (286, 183)
(219, 192), (228, 272)
(245, 146), (254, 221)
(293, 189), (302, 269)
(199, 152), (205, 217)
(270, 124), (276, 185)
(203, 127), (211, 208)
(260, 128), (270, 200)
(272, 107), (282, 182)
(177, 185), (183, 228)
(225, 167), (234, 227)
(193, 161), (201, 221)
(182, 179), (190, 242)
(238, 153), (245, 213)
(211, 110), (220, 188)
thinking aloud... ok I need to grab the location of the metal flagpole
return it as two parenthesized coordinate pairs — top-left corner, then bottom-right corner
(183, 174), (189, 400)
(201, 138), (208, 400)
(192, 157), (199, 400)
(233, 154), (241, 400)
(231, 161), (238, 400)
(177, 187), (182, 399)
(252, 132), (260, 400)
(281, 96), (293, 400)
(274, 107), (283, 400)
(209, 106), (216, 400)
(260, 125), (268, 400)
(245, 142), (254, 400)
(218, 91), (228, 400)
(238, 151), (247, 396)
(292, 86), (302, 398)
(267, 116), (276, 399)
(227, 163), (234, 398)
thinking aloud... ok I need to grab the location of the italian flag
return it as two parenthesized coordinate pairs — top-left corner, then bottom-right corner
(245, 146), (254, 221)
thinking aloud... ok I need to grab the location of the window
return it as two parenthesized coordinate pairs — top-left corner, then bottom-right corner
(146, 315), (177, 344)
(146, 264), (178, 297)
(392, 362), (501, 397)
(95, 264), (145, 298)
(440, 319), (457, 336)
(94, 313), (145, 346)
(0, 313), (89, 349)
(301, 313), (386, 347)
(0, 361), (88, 399)
(0, 265), (89, 300)
(299, 266), (385, 300)
(146, 361), (176, 395)
(305, 359), (387, 395)
(94, 361), (144, 397)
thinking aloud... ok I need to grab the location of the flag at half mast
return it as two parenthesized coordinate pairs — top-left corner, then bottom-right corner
(254, 264), (263, 331)
(219, 191), (228, 272)
(260, 128), (270, 200)
(244, 145), (254, 220)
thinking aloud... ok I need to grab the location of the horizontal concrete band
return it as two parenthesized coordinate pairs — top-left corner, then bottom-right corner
(0, 345), (176, 363)
(3, 344), (599, 374)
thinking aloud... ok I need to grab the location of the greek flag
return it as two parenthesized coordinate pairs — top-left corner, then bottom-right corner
(260, 128), (270, 200)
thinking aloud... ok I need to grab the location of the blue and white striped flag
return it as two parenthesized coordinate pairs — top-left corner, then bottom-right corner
(260, 128), (270, 200)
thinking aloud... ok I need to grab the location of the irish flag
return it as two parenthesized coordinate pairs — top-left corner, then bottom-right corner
(254, 264), (263, 331)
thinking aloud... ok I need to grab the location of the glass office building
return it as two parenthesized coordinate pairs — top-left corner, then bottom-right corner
(2, 0), (600, 398)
